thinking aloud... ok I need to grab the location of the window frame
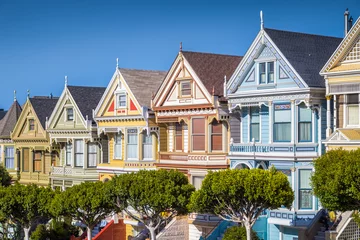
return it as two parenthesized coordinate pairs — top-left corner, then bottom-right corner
(65, 143), (72, 166)
(250, 107), (260, 142)
(180, 81), (192, 98)
(114, 133), (122, 160)
(28, 119), (35, 131)
(66, 108), (74, 121)
(142, 133), (153, 160)
(175, 122), (183, 151)
(257, 61), (275, 85)
(127, 129), (138, 160)
(298, 104), (312, 143)
(117, 94), (127, 108)
(33, 151), (42, 172)
(74, 140), (84, 167)
(87, 143), (97, 168)
(345, 94), (360, 127)
(4, 147), (14, 170)
(192, 117), (206, 151)
(298, 169), (313, 210)
(273, 104), (291, 142)
(211, 120), (223, 151)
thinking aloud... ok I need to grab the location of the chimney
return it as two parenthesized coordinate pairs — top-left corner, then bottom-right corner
(344, 9), (349, 36)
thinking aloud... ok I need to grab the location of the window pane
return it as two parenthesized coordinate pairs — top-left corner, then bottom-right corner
(211, 122), (222, 134)
(176, 123), (182, 151)
(75, 140), (84, 167)
(299, 170), (312, 188)
(211, 135), (222, 151)
(299, 122), (311, 142)
(66, 143), (72, 166)
(142, 135), (152, 159)
(250, 123), (260, 142)
(88, 143), (97, 167)
(299, 190), (313, 209)
(67, 108), (73, 121)
(251, 107), (259, 123)
(114, 134), (122, 159)
(193, 136), (205, 151)
(181, 82), (191, 96)
(348, 105), (359, 125)
(274, 123), (291, 142)
(268, 62), (274, 83)
(193, 176), (204, 190)
(5, 147), (14, 169)
(127, 130), (138, 159)
(192, 118), (205, 134)
(119, 95), (126, 107)
(128, 133), (138, 144)
(34, 151), (42, 172)
(259, 63), (266, 84)
(347, 94), (359, 104)
(274, 108), (291, 122)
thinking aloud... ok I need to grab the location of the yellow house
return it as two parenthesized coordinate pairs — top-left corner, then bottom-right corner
(94, 67), (166, 182)
(11, 96), (59, 186)
(0, 96), (22, 179)
(321, 17), (360, 151)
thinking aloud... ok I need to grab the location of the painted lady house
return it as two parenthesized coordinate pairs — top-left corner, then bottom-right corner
(46, 81), (106, 189)
(11, 94), (59, 186)
(151, 48), (242, 239)
(226, 16), (342, 239)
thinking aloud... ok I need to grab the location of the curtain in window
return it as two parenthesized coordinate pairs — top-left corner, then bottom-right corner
(142, 134), (152, 159)
(348, 105), (359, 125)
(5, 147), (14, 169)
(87, 143), (97, 167)
(267, 62), (274, 83)
(259, 63), (266, 83)
(75, 140), (84, 167)
(299, 105), (312, 142)
(299, 170), (312, 209)
(114, 133), (122, 159)
(127, 130), (138, 159)
(33, 151), (42, 172)
(192, 118), (205, 151)
(274, 106), (291, 142)
(66, 143), (72, 166)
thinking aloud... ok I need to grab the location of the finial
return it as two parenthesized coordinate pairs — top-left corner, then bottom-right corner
(14, 90), (16, 102)
(116, 58), (119, 68)
(180, 42), (182, 52)
(260, 10), (264, 30)
(27, 89), (30, 99)
(212, 86), (215, 95)
(65, 76), (68, 87)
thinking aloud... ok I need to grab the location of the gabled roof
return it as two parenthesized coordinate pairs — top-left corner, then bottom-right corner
(119, 68), (167, 108)
(29, 97), (59, 129)
(182, 51), (243, 96)
(0, 101), (22, 138)
(265, 28), (342, 88)
(0, 110), (7, 121)
(67, 86), (106, 122)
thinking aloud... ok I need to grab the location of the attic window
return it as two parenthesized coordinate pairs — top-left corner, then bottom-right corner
(259, 62), (274, 84)
(29, 119), (35, 131)
(118, 94), (126, 108)
(180, 81), (191, 97)
(67, 108), (74, 121)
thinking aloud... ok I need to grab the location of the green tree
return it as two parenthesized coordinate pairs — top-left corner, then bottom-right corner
(0, 184), (55, 240)
(223, 226), (259, 240)
(0, 165), (12, 187)
(51, 181), (113, 240)
(312, 148), (360, 211)
(190, 168), (294, 240)
(107, 169), (195, 240)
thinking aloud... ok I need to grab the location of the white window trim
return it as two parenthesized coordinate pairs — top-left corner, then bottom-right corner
(297, 168), (315, 211)
(113, 132), (122, 160)
(209, 121), (223, 152)
(248, 106), (261, 143)
(180, 80), (192, 98)
(87, 142), (98, 168)
(344, 94), (360, 128)
(74, 139), (84, 167)
(256, 60), (277, 86)
(296, 103), (315, 144)
(126, 128), (139, 160)
(142, 133), (153, 161)
(64, 106), (75, 122)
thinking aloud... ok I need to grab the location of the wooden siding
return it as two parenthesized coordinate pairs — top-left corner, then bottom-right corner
(229, 112), (241, 144)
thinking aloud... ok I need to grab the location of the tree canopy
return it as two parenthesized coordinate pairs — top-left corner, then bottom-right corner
(312, 148), (360, 211)
(223, 226), (259, 240)
(107, 169), (195, 240)
(0, 165), (12, 187)
(190, 168), (294, 240)
(51, 181), (113, 240)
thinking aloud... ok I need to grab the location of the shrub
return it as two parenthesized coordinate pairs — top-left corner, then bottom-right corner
(223, 226), (259, 240)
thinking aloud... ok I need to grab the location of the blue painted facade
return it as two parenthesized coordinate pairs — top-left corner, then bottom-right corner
(226, 28), (328, 240)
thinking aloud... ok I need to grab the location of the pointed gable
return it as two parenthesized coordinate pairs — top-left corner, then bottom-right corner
(0, 101), (22, 138)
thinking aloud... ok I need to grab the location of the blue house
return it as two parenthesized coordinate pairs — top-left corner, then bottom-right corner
(226, 22), (342, 239)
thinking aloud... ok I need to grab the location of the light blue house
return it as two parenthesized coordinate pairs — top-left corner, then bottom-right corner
(225, 21), (342, 239)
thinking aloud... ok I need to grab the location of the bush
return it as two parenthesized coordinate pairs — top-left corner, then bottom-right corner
(30, 224), (48, 240)
(0, 166), (12, 187)
(223, 226), (259, 240)
(30, 220), (80, 240)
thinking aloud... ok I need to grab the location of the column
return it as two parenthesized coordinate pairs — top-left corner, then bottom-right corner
(334, 95), (337, 130)
(268, 101), (273, 144)
(83, 140), (88, 169)
(291, 100), (295, 144)
(326, 95), (332, 137)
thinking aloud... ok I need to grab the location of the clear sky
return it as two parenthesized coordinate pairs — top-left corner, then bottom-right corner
(0, 0), (359, 109)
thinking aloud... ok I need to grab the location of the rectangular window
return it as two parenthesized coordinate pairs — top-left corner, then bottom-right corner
(259, 63), (266, 84)
(5, 147), (14, 169)
(192, 176), (205, 190)
(181, 81), (191, 97)
(211, 121), (222, 151)
(114, 133), (122, 159)
(51, 152), (57, 167)
(66, 143), (72, 166)
(67, 108), (74, 121)
(299, 169), (313, 209)
(33, 151), (42, 172)
(250, 107), (260, 142)
(118, 95), (126, 108)
(29, 119), (35, 131)
(267, 62), (274, 83)
(22, 148), (29, 172)
(142, 134), (152, 160)
(127, 129), (138, 159)
(175, 123), (183, 151)
(298, 104), (312, 142)
(274, 104), (291, 142)
(74, 140), (84, 167)
(347, 94), (359, 125)
(87, 143), (97, 167)
(192, 118), (205, 151)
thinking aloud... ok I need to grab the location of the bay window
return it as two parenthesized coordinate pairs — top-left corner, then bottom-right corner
(192, 118), (205, 151)
(142, 134), (152, 160)
(114, 133), (122, 159)
(250, 107), (260, 142)
(175, 123), (183, 151)
(347, 94), (359, 126)
(87, 143), (97, 167)
(274, 104), (291, 142)
(211, 121), (222, 151)
(74, 140), (84, 167)
(299, 169), (313, 209)
(298, 104), (312, 142)
(5, 147), (14, 169)
(127, 129), (138, 159)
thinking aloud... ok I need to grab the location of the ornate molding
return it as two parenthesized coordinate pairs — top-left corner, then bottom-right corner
(157, 108), (216, 117)
(229, 93), (310, 105)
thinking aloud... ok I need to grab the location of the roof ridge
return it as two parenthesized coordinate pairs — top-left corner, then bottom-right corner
(182, 50), (242, 58)
(67, 85), (106, 89)
(119, 67), (167, 73)
(264, 27), (342, 40)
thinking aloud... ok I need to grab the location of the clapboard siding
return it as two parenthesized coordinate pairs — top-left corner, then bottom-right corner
(242, 107), (249, 143)
(261, 105), (269, 143)
(229, 112), (241, 143)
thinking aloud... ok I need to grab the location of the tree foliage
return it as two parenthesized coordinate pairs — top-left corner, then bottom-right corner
(223, 226), (259, 240)
(31, 220), (80, 240)
(0, 165), (12, 187)
(51, 181), (113, 240)
(190, 168), (294, 240)
(312, 148), (360, 211)
(107, 169), (195, 240)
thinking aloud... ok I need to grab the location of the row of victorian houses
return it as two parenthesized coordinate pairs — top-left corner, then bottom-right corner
(1, 11), (360, 240)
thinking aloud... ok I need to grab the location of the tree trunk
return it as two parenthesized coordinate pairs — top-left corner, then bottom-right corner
(149, 227), (156, 240)
(245, 221), (251, 240)
(23, 227), (30, 240)
(87, 227), (92, 240)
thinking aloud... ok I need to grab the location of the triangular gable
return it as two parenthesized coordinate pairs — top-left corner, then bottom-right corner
(94, 69), (142, 118)
(321, 17), (360, 74)
(327, 130), (350, 142)
(11, 100), (47, 140)
(153, 52), (213, 108)
(227, 29), (307, 94)
(47, 87), (87, 130)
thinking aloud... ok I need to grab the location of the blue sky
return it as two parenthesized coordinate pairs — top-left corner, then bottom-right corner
(0, 0), (359, 109)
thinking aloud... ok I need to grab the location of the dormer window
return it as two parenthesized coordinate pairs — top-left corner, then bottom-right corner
(259, 62), (274, 84)
(29, 119), (35, 131)
(118, 94), (126, 108)
(180, 81), (191, 97)
(67, 108), (74, 121)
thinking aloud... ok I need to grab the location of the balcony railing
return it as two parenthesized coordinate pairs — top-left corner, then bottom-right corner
(20, 172), (49, 183)
(51, 166), (97, 177)
(230, 143), (318, 154)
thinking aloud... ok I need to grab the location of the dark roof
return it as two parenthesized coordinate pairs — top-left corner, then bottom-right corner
(264, 28), (342, 88)
(67, 86), (106, 122)
(30, 97), (59, 129)
(0, 101), (22, 138)
(0, 110), (7, 121)
(119, 68), (167, 108)
(182, 51), (243, 96)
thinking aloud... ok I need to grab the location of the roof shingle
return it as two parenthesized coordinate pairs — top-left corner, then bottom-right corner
(30, 97), (59, 129)
(0, 101), (22, 138)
